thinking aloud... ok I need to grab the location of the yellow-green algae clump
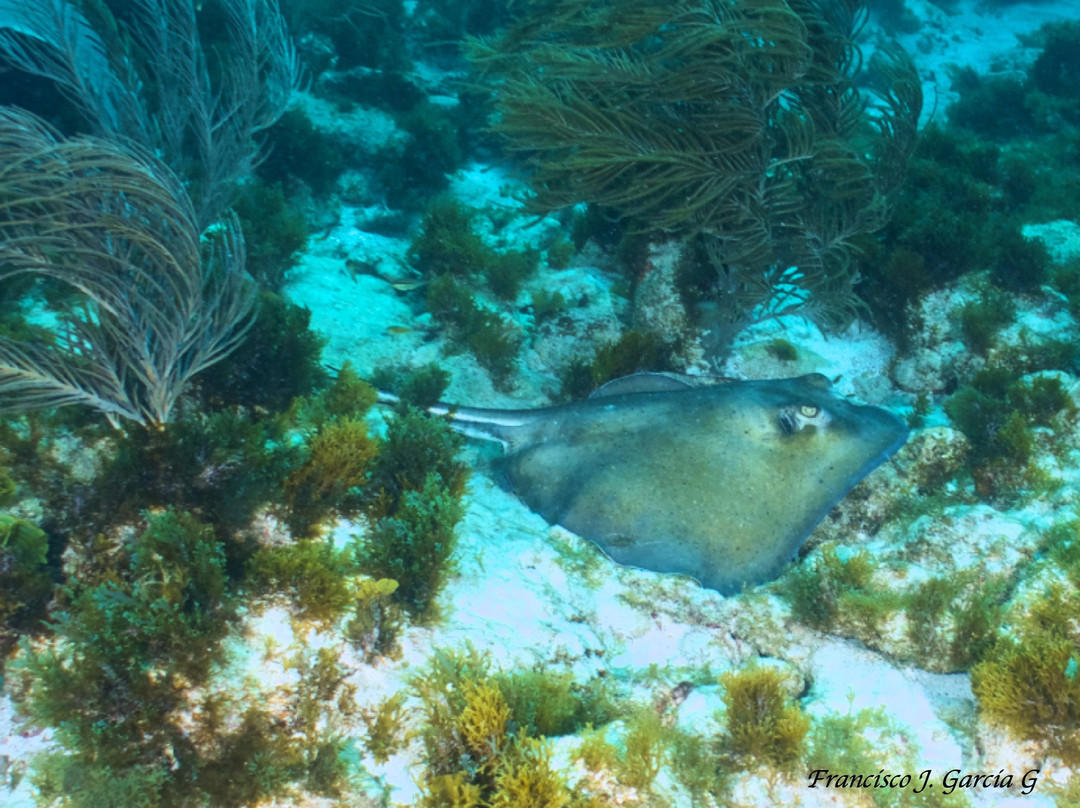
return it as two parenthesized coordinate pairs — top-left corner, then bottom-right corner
(972, 583), (1080, 765)
(720, 665), (809, 770)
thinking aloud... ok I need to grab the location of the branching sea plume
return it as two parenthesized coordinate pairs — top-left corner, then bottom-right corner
(0, 107), (255, 428)
(470, 0), (922, 353)
(0, 0), (300, 230)
(0, 0), (298, 425)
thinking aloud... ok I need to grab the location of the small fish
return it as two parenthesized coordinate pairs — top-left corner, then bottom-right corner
(385, 325), (413, 335)
(389, 279), (427, 293)
(409, 373), (907, 595)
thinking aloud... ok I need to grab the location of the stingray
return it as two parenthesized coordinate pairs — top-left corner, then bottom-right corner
(414, 373), (908, 595)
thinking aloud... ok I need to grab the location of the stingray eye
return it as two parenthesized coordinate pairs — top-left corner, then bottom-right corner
(778, 404), (827, 435)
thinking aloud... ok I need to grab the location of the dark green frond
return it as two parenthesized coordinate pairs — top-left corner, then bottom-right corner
(470, 0), (921, 356)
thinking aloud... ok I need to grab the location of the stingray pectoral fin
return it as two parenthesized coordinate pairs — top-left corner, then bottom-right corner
(694, 528), (805, 595)
(594, 531), (708, 584)
(590, 372), (695, 398)
(600, 517), (799, 596)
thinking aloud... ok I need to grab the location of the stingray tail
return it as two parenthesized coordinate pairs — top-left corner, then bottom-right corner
(376, 391), (535, 449)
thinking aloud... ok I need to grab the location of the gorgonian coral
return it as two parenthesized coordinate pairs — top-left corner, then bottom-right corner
(470, 0), (922, 352)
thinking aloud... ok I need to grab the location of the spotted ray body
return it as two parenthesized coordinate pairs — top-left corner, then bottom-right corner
(414, 373), (908, 595)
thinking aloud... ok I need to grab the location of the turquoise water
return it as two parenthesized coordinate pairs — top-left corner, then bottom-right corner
(1, 1), (1080, 806)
